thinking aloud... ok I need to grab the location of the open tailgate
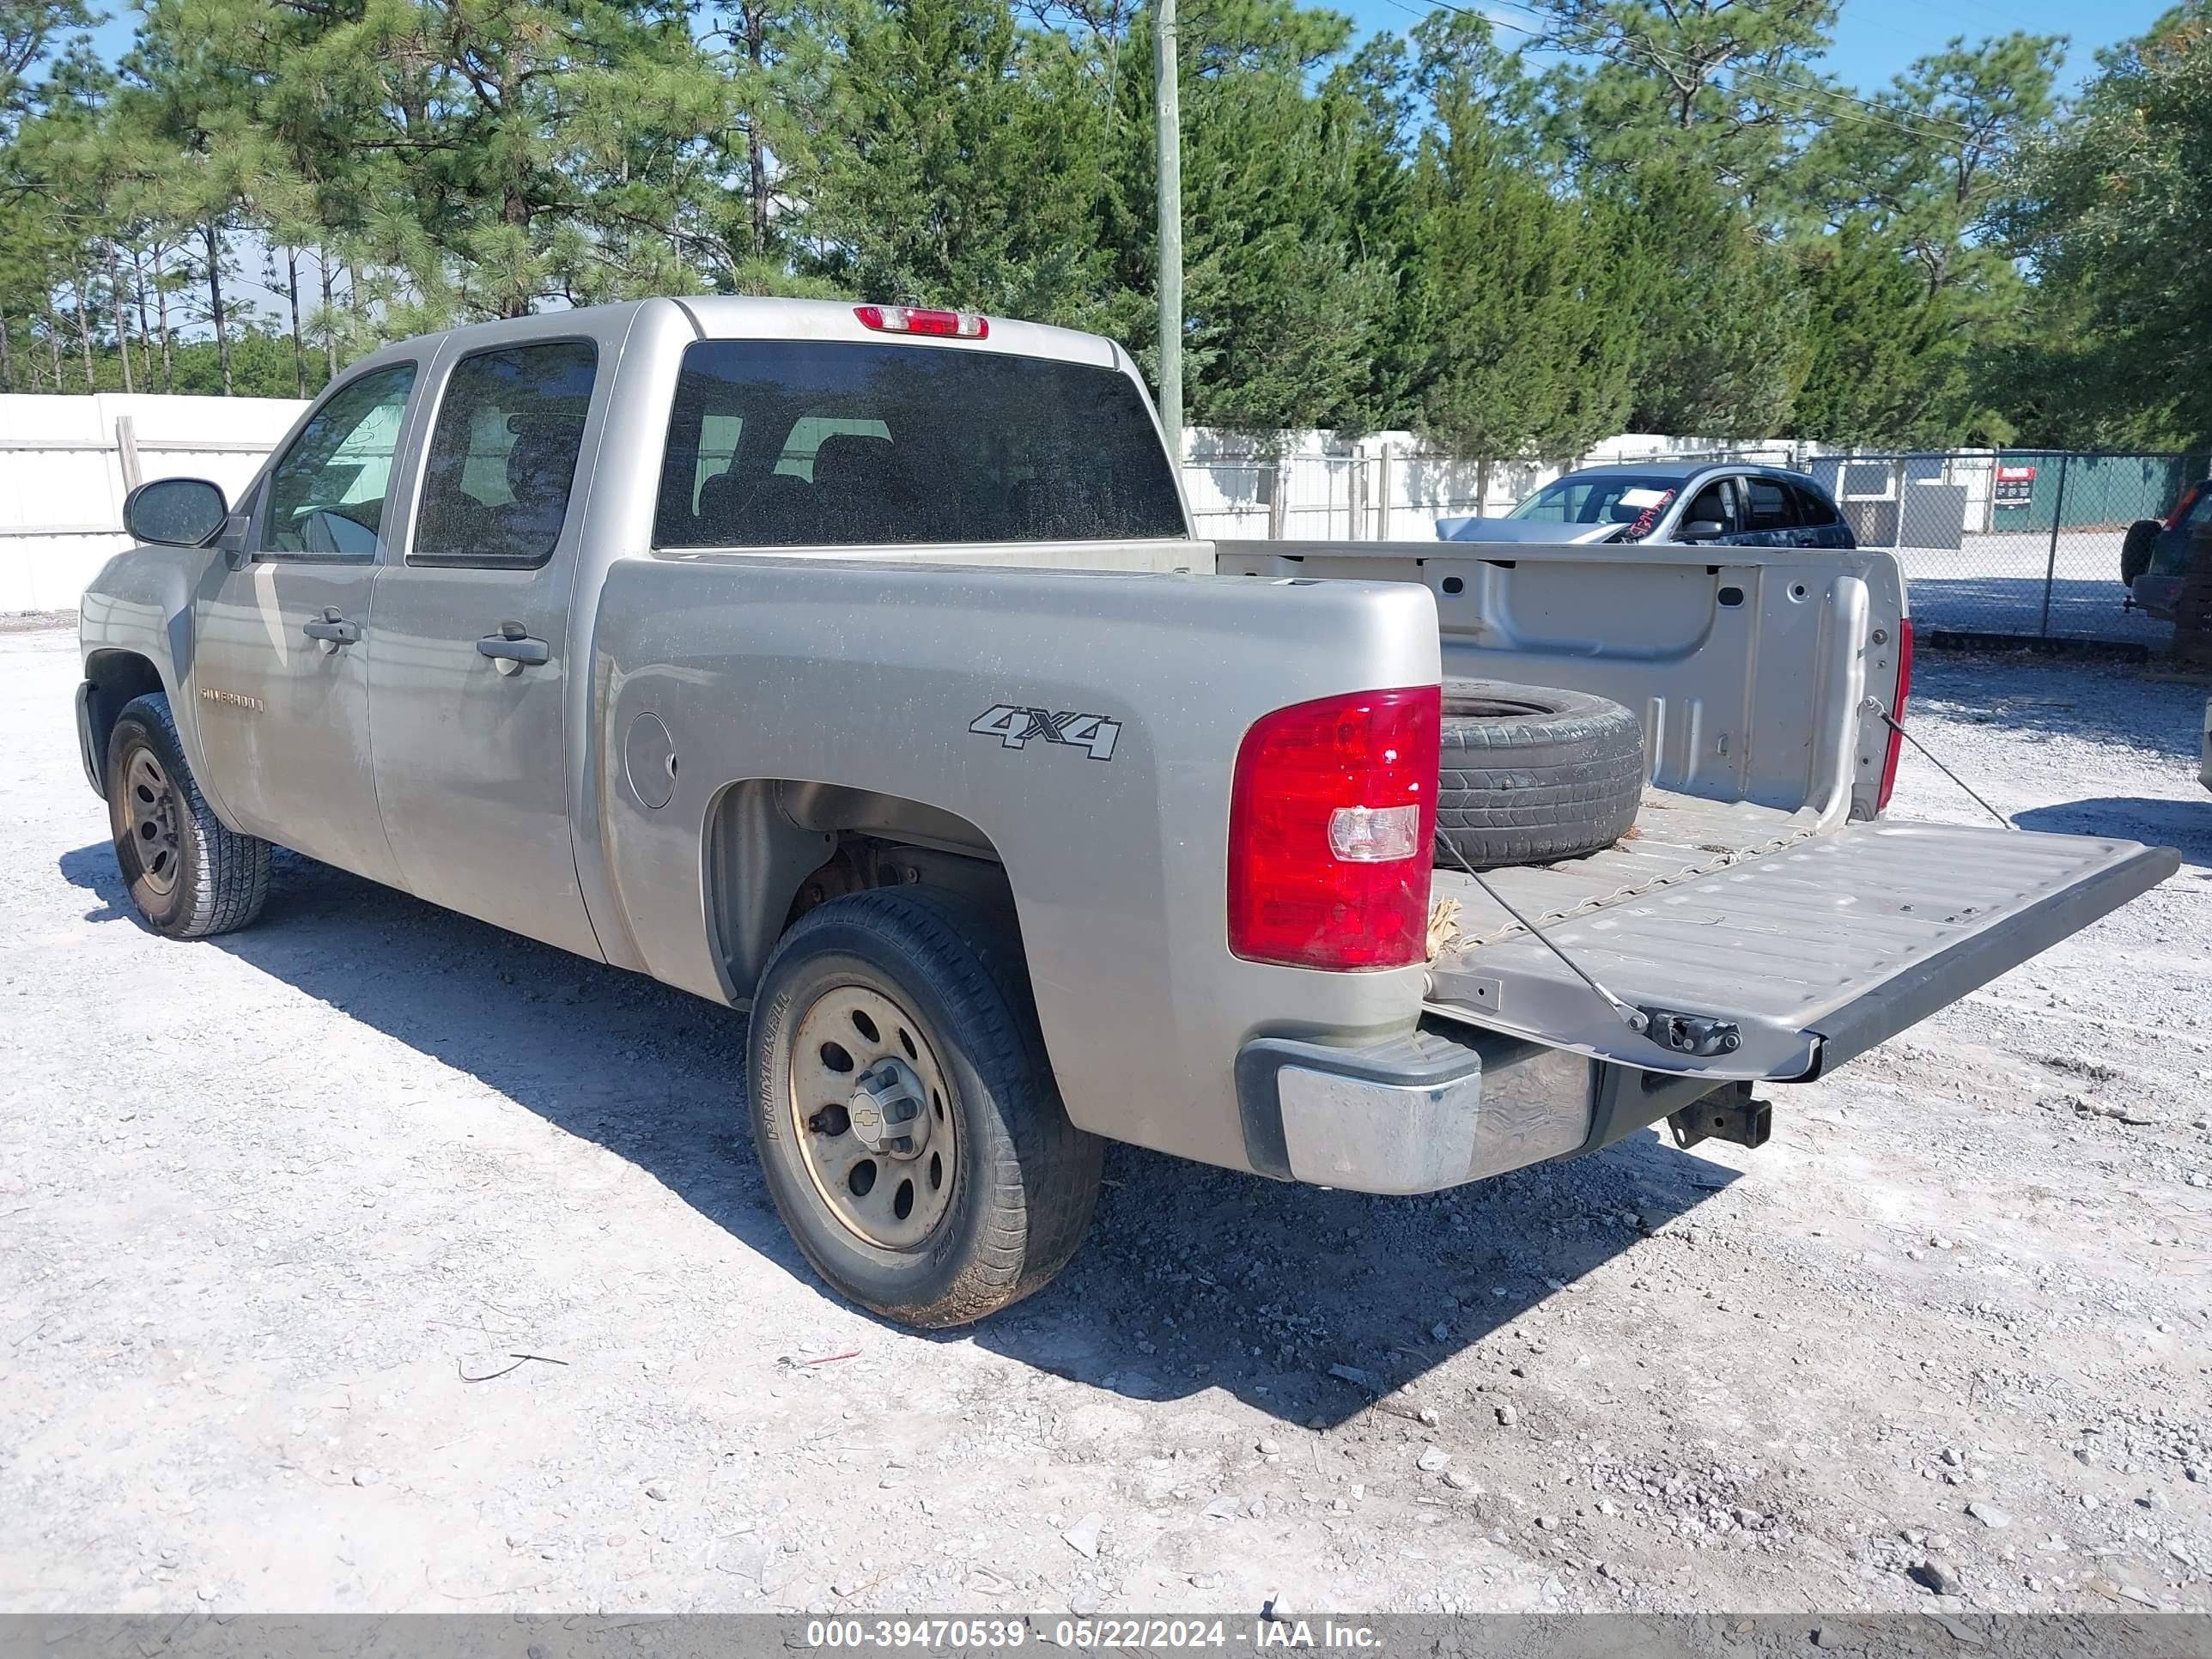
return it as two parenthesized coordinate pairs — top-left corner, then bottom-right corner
(1426, 822), (2178, 1082)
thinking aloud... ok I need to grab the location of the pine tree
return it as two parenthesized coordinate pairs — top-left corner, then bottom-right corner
(1790, 218), (1979, 446)
(1999, 3), (2212, 448)
(799, 0), (1116, 321)
(1598, 159), (1810, 435)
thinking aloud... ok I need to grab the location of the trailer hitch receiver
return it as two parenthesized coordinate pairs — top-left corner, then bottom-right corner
(1668, 1081), (1771, 1151)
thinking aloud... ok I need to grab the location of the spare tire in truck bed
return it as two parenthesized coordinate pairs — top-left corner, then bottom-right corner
(1434, 679), (1645, 868)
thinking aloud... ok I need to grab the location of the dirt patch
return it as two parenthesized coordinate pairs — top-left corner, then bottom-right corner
(0, 635), (2206, 1616)
(0, 610), (74, 635)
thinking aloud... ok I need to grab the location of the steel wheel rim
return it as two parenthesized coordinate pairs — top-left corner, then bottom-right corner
(124, 748), (183, 897)
(787, 982), (958, 1250)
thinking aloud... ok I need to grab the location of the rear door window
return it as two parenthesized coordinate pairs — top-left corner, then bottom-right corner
(1745, 477), (1800, 533)
(686, 413), (745, 514)
(653, 341), (1186, 548)
(1790, 482), (1840, 526)
(412, 341), (599, 568)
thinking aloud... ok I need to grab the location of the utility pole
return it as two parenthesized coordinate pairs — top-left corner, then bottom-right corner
(1154, 0), (1182, 464)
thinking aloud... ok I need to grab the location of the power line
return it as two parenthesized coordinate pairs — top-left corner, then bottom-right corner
(1380, 0), (1571, 54)
(1592, 25), (1984, 142)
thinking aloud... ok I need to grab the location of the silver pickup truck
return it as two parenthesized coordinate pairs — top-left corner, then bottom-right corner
(76, 297), (2177, 1328)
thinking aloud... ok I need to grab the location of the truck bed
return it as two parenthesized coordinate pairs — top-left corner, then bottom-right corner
(1216, 537), (2172, 1095)
(1431, 787), (1817, 952)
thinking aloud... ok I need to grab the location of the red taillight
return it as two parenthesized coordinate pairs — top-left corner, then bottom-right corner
(2165, 483), (2203, 532)
(1227, 686), (1440, 970)
(1876, 617), (1913, 813)
(854, 304), (988, 340)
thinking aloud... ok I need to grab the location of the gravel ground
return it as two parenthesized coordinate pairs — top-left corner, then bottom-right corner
(2, 623), (2209, 1618)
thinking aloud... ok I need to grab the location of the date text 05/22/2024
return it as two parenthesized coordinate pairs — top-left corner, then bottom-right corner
(801, 1620), (1383, 1650)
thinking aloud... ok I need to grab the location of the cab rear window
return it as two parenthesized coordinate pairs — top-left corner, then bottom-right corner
(653, 341), (1187, 549)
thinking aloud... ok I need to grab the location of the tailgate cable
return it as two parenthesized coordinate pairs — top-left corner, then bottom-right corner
(1436, 830), (1648, 1036)
(1863, 697), (2015, 830)
(1437, 830), (1746, 1060)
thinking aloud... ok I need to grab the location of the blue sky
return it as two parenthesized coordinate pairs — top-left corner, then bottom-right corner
(1814, 0), (2164, 91)
(85, 0), (2171, 94)
(1351, 0), (2169, 92)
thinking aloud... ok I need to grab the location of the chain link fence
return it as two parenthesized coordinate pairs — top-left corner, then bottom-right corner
(1801, 450), (2209, 647)
(1182, 441), (2208, 649)
(7, 398), (2196, 649)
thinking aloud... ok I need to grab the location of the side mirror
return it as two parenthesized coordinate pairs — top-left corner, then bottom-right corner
(217, 511), (252, 568)
(1677, 519), (1726, 543)
(124, 477), (228, 548)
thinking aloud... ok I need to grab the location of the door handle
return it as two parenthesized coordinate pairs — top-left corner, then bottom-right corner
(301, 610), (361, 651)
(477, 623), (550, 672)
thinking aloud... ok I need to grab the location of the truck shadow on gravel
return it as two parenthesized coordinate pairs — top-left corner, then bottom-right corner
(999, 1137), (1733, 1428)
(60, 840), (1735, 1428)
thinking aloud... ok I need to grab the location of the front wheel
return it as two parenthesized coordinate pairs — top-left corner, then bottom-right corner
(746, 887), (1103, 1328)
(106, 692), (270, 939)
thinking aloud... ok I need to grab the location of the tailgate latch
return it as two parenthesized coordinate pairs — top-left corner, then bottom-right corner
(1639, 1006), (1742, 1059)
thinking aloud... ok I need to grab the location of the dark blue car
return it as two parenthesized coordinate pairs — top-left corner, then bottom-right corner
(2122, 477), (2209, 622)
(1437, 462), (1857, 550)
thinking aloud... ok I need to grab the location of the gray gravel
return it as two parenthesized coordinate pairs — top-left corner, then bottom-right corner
(2, 623), (2208, 1615)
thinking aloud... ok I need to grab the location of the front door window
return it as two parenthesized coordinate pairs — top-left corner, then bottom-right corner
(1682, 478), (1740, 536)
(259, 365), (418, 559)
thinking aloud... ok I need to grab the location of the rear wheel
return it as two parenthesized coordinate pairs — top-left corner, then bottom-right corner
(105, 692), (270, 939)
(746, 887), (1103, 1328)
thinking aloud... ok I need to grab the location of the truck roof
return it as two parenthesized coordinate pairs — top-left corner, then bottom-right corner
(332, 296), (1130, 381)
(673, 297), (1121, 369)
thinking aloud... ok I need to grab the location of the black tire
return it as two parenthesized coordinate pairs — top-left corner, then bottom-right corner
(105, 691), (271, 939)
(2121, 519), (2161, 588)
(1434, 679), (1645, 869)
(746, 886), (1103, 1328)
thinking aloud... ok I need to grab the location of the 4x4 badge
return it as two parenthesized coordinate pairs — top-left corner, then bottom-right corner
(969, 704), (1121, 763)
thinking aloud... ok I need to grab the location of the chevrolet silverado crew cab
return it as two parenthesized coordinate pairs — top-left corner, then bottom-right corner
(76, 298), (2178, 1328)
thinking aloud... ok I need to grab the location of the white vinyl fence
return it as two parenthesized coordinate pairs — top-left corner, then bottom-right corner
(1180, 429), (1806, 541)
(0, 393), (307, 611)
(0, 392), (1813, 613)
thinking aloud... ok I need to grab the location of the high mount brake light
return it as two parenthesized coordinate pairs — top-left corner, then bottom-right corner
(1227, 686), (1440, 971)
(854, 305), (989, 340)
(1876, 617), (1913, 813)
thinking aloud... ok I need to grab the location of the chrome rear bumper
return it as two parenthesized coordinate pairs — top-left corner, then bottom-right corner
(1234, 1023), (1722, 1194)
